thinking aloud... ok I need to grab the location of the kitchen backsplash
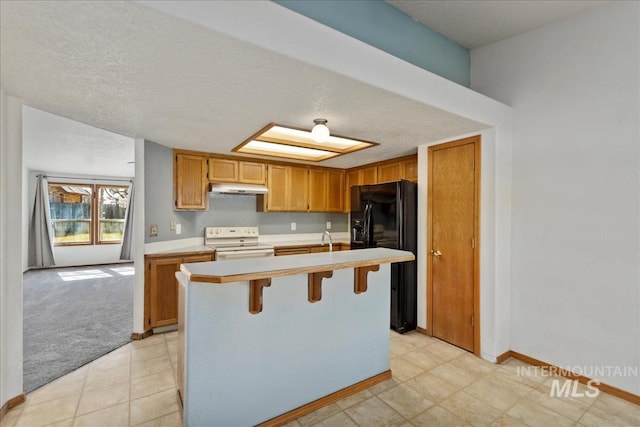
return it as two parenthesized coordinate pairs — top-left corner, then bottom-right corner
(144, 140), (348, 243)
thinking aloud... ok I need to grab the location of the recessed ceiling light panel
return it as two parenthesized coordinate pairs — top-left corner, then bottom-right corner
(233, 122), (377, 162)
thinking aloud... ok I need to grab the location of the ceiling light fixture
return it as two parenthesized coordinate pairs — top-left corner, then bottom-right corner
(311, 118), (330, 143)
(233, 123), (378, 162)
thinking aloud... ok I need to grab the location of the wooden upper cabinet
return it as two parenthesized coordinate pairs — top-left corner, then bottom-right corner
(378, 162), (403, 183)
(174, 150), (208, 210)
(209, 158), (238, 182)
(345, 169), (360, 213)
(403, 157), (418, 182)
(326, 169), (344, 212)
(360, 166), (378, 185)
(308, 169), (328, 212)
(309, 168), (343, 212)
(259, 165), (309, 212)
(288, 166), (309, 211)
(264, 165), (288, 211)
(209, 158), (266, 184)
(238, 161), (266, 184)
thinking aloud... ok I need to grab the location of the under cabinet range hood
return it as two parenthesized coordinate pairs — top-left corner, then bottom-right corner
(209, 182), (268, 195)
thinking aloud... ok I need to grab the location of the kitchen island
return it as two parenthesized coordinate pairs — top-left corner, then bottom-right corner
(176, 248), (414, 427)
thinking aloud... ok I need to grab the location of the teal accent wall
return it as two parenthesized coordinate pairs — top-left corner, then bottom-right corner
(274, 0), (470, 87)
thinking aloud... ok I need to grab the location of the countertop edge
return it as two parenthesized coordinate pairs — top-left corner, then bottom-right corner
(145, 246), (214, 258)
(180, 250), (414, 284)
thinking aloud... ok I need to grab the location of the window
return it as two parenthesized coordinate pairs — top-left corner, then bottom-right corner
(48, 183), (129, 246)
(97, 186), (129, 243)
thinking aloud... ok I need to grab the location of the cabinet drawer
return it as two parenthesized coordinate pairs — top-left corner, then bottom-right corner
(275, 247), (311, 256)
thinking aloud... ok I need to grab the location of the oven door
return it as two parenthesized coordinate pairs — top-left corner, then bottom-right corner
(214, 247), (275, 261)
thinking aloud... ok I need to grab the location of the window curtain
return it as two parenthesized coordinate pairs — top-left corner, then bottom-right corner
(28, 174), (55, 267)
(119, 181), (134, 260)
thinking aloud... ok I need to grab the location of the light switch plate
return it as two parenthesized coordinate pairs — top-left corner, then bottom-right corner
(291, 222), (296, 231)
(170, 220), (176, 231)
(326, 221), (332, 230)
(176, 224), (182, 235)
(150, 224), (158, 237)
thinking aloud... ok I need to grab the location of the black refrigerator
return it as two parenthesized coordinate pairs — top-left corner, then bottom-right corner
(350, 180), (417, 333)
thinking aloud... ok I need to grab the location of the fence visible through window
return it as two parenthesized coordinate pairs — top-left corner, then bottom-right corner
(48, 183), (129, 246)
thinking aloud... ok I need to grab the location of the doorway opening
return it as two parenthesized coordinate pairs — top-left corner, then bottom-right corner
(22, 106), (136, 392)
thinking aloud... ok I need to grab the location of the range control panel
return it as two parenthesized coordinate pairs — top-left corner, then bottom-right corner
(205, 227), (259, 239)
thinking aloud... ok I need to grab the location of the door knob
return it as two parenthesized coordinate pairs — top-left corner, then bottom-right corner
(431, 250), (442, 258)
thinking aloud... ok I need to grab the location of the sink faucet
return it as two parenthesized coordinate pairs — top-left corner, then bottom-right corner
(321, 230), (333, 252)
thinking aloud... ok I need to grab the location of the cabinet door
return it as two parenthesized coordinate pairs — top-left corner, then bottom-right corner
(149, 257), (183, 328)
(360, 166), (378, 185)
(327, 170), (344, 212)
(288, 166), (309, 211)
(239, 161), (266, 184)
(209, 158), (238, 182)
(345, 169), (361, 213)
(378, 162), (403, 183)
(266, 165), (288, 211)
(403, 158), (418, 182)
(175, 152), (208, 210)
(308, 169), (327, 212)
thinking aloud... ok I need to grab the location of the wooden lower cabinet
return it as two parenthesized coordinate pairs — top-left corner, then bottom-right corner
(275, 243), (347, 256)
(274, 246), (311, 256)
(145, 252), (214, 329)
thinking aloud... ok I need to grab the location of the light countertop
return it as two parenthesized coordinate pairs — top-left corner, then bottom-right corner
(180, 247), (414, 284)
(145, 232), (351, 255)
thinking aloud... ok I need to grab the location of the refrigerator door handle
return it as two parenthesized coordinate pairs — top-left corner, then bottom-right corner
(363, 203), (371, 244)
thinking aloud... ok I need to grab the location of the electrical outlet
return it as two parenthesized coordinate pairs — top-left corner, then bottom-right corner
(170, 220), (176, 231)
(326, 221), (332, 230)
(176, 224), (182, 235)
(149, 224), (158, 237)
(291, 222), (296, 231)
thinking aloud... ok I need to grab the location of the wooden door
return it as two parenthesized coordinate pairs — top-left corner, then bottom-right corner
(288, 166), (309, 211)
(174, 152), (208, 210)
(428, 137), (480, 353)
(150, 256), (182, 328)
(308, 169), (327, 212)
(266, 165), (287, 211)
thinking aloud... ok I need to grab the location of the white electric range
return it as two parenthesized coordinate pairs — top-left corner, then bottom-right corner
(205, 226), (274, 260)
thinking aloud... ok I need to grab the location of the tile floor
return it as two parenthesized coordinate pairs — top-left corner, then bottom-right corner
(1, 331), (638, 427)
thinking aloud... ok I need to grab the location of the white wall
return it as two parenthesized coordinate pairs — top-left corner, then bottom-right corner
(471, 1), (639, 394)
(132, 138), (146, 334)
(0, 91), (24, 407)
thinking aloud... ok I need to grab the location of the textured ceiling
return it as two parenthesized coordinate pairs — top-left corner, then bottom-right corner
(23, 107), (135, 178)
(0, 1), (486, 169)
(387, 0), (610, 49)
